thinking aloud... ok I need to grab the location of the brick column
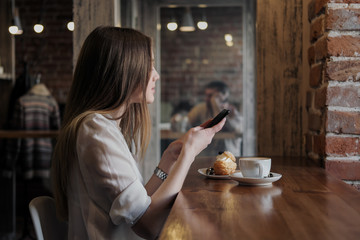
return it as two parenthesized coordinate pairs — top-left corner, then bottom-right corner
(307, 0), (360, 189)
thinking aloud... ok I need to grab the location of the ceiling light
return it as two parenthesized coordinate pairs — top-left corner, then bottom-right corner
(9, 8), (23, 35)
(8, 25), (19, 35)
(34, 0), (46, 34)
(180, 7), (195, 32)
(34, 23), (44, 33)
(167, 22), (178, 31)
(197, 9), (208, 30)
(224, 34), (233, 42)
(67, 21), (74, 31)
(167, 12), (178, 31)
(197, 20), (208, 30)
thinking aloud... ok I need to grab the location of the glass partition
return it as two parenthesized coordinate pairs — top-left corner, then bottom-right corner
(160, 5), (248, 156)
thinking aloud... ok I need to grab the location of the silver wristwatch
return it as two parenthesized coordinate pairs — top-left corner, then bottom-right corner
(154, 167), (168, 181)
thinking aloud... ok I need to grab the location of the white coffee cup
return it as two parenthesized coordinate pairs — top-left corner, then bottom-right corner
(238, 157), (271, 178)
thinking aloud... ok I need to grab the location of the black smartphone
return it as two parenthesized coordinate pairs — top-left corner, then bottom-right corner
(204, 109), (230, 128)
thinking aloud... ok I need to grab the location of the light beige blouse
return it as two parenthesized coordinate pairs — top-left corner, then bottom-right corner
(67, 113), (150, 239)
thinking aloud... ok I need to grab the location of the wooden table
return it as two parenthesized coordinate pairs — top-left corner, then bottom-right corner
(159, 156), (360, 240)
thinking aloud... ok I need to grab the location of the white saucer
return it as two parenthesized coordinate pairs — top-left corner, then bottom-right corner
(198, 168), (241, 180)
(230, 172), (282, 186)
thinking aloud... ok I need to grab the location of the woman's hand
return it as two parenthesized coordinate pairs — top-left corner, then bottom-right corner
(180, 117), (226, 158)
(159, 140), (183, 173)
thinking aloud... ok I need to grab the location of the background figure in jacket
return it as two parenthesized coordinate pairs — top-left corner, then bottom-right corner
(4, 82), (60, 179)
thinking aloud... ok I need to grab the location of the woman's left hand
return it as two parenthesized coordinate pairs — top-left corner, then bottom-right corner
(159, 140), (183, 173)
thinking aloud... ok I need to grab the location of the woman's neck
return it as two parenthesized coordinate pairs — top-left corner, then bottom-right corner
(109, 105), (126, 125)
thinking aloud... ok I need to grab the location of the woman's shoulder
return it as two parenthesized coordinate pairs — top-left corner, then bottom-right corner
(80, 112), (118, 134)
(76, 112), (127, 149)
(84, 112), (115, 124)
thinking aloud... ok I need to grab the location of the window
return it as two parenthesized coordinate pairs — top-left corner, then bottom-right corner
(159, 1), (256, 156)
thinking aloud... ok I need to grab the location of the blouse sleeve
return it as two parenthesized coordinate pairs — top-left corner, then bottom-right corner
(76, 114), (151, 225)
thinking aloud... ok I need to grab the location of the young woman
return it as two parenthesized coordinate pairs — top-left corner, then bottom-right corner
(51, 26), (225, 240)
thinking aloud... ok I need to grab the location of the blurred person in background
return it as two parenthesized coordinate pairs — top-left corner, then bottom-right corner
(187, 81), (243, 156)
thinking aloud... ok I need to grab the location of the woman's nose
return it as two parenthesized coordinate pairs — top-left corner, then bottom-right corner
(154, 70), (160, 81)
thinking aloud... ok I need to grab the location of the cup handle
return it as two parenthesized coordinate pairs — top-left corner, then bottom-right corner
(258, 163), (263, 178)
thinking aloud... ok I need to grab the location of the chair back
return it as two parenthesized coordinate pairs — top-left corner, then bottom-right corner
(29, 196), (68, 240)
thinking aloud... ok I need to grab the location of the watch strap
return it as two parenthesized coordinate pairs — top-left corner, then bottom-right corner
(154, 167), (168, 181)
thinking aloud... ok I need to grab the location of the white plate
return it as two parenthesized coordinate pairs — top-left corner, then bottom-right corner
(230, 172), (282, 186)
(198, 168), (241, 180)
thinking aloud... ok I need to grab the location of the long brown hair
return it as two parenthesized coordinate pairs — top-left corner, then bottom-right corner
(51, 26), (152, 220)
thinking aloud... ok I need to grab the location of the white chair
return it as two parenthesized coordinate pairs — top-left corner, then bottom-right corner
(29, 196), (68, 240)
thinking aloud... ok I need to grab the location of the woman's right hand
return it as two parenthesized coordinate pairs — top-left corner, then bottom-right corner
(179, 117), (226, 158)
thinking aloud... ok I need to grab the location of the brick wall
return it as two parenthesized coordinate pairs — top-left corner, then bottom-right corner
(307, 0), (360, 190)
(15, 0), (73, 104)
(160, 7), (243, 119)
